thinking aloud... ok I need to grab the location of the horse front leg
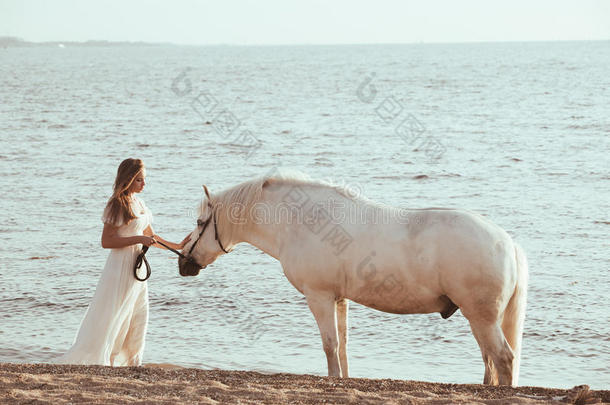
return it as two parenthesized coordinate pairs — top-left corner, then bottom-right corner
(336, 298), (349, 377)
(305, 291), (342, 377)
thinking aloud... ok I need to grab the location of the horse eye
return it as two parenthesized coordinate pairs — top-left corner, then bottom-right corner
(197, 219), (204, 227)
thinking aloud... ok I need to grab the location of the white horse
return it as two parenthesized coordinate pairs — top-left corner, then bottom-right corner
(178, 173), (528, 386)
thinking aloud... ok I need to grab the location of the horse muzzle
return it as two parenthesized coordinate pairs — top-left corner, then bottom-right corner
(178, 257), (205, 277)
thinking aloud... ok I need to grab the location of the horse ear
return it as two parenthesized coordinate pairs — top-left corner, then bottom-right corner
(202, 185), (211, 200)
(262, 178), (276, 190)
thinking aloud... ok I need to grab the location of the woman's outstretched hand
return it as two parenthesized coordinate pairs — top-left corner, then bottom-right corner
(179, 234), (191, 249)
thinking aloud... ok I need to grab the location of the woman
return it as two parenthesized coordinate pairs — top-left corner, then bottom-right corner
(57, 158), (190, 366)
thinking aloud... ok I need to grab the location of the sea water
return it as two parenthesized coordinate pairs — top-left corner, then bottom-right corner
(0, 42), (608, 388)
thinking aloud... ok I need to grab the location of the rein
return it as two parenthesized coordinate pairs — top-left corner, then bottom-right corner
(133, 204), (229, 281)
(134, 239), (186, 282)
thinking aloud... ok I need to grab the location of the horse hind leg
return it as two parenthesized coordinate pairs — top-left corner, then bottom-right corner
(336, 298), (349, 377)
(482, 352), (497, 385)
(469, 323), (497, 385)
(305, 292), (342, 377)
(469, 320), (515, 385)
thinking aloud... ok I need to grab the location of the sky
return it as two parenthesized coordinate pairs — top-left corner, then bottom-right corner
(1, 0), (609, 45)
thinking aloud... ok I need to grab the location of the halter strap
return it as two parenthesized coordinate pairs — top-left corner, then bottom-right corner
(213, 209), (230, 254)
(134, 202), (231, 281)
(188, 216), (210, 257)
(186, 203), (231, 265)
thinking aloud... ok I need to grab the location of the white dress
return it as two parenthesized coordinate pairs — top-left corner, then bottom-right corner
(57, 196), (153, 366)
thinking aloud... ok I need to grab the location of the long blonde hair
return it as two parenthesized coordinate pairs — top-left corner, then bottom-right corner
(104, 158), (144, 226)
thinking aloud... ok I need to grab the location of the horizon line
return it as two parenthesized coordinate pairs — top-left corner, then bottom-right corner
(2, 36), (609, 47)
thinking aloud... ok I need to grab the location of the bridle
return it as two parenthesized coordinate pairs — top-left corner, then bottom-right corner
(186, 203), (231, 263)
(133, 202), (230, 281)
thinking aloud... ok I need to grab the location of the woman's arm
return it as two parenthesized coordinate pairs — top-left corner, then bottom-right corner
(143, 225), (191, 250)
(101, 223), (155, 249)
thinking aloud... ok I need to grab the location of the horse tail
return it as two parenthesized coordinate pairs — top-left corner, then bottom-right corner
(501, 242), (529, 386)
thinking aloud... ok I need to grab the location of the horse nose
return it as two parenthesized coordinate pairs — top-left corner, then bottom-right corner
(178, 257), (188, 273)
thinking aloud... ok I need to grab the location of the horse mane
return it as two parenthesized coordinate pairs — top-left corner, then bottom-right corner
(200, 170), (386, 244)
(206, 169), (378, 214)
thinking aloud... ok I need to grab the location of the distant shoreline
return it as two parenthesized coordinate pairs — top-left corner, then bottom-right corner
(0, 37), (170, 48)
(1, 36), (609, 48)
(0, 363), (607, 404)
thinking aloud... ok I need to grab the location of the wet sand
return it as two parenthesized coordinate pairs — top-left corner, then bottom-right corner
(0, 363), (607, 404)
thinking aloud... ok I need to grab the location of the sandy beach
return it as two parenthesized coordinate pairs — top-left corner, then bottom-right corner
(0, 363), (607, 404)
